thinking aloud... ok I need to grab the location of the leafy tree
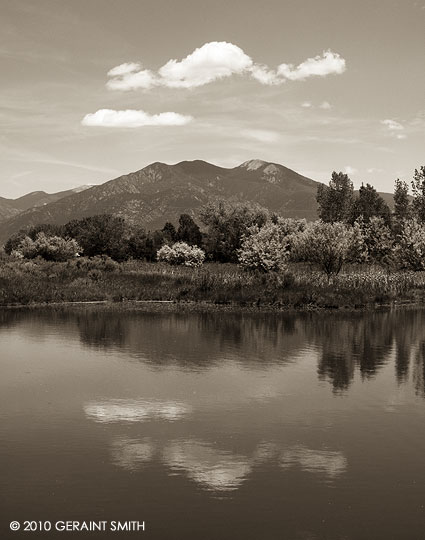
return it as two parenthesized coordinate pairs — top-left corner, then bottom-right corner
(200, 200), (269, 262)
(291, 221), (362, 276)
(394, 218), (425, 270)
(157, 242), (205, 267)
(177, 214), (202, 246)
(63, 214), (130, 260)
(316, 171), (354, 223)
(162, 222), (178, 243)
(411, 166), (425, 222)
(358, 216), (394, 265)
(350, 183), (391, 226)
(393, 178), (410, 231)
(14, 232), (80, 261)
(5, 224), (64, 255)
(127, 228), (165, 261)
(238, 223), (291, 272)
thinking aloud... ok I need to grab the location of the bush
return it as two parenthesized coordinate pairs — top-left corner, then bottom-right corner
(292, 221), (360, 275)
(14, 233), (81, 262)
(238, 222), (293, 272)
(157, 242), (205, 267)
(395, 218), (425, 270)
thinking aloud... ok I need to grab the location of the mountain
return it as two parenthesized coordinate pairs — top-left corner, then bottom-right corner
(0, 160), (399, 244)
(0, 197), (21, 222)
(0, 159), (321, 243)
(10, 186), (92, 212)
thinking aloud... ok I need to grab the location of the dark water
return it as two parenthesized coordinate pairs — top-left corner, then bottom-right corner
(1, 308), (425, 540)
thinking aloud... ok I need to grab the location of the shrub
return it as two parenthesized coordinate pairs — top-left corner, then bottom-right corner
(395, 218), (425, 270)
(292, 221), (360, 275)
(157, 242), (205, 267)
(238, 222), (292, 272)
(15, 233), (81, 261)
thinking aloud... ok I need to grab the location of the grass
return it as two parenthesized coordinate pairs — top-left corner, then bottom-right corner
(1, 255), (425, 309)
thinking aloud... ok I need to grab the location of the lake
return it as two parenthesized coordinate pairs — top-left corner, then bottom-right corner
(1, 307), (424, 539)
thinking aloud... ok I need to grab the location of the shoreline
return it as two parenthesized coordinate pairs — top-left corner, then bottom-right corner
(0, 297), (422, 313)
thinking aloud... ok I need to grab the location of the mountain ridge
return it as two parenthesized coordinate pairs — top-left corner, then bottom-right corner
(0, 160), (397, 244)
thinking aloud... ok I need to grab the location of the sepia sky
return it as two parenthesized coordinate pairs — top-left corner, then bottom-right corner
(1, 0), (424, 198)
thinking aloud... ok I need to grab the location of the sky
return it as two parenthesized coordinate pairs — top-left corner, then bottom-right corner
(0, 0), (424, 198)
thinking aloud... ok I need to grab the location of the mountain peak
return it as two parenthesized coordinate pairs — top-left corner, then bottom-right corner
(240, 159), (269, 171)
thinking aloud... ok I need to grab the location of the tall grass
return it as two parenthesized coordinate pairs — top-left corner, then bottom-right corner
(1, 256), (425, 308)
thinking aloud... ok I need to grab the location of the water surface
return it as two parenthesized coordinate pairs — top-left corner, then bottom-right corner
(1, 308), (424, 539)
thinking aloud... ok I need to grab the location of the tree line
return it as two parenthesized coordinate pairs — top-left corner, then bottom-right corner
(4, 166), (425, 274)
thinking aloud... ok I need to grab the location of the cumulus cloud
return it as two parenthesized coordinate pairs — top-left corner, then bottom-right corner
(301, 101), (312, 108)
(158, 41), (253, 88)
(277, 50), (346, 81)
(107, 42), (346, 90)
(381, 119), (407, 139)
(81, 109), (193, 127)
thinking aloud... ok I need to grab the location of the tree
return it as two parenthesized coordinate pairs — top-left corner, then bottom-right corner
(358, 216), (394, 265)
(411, 166), (425, 222)
(238, 223), (291, 272)
(63, 214), (130, 260)
(177, 214), (202, 246)
(162, 222), (177, 243)
(316, 171), (354, 223)
(350, 183), (391, 226)
(291, 221), (361, 276)
(127, 228), (165, 261)
(393, 178), (410, 231)
(14, 232), (80, 261)
(395, 218), (425, 270)
(200, 200), (269, 262)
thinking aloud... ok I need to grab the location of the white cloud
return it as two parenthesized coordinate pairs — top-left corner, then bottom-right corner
(158, 41), (253, 88)
(319, 101), (332, 109)
(106, 43), (347, 90)
(81, 109), (193, 127)
(367, 167), (383, 174)
(107, 62), (142, 77)
(249, 64), (281, 85)
(381, 119), (407, 139)
(277, 50), (346, 81)
(381, 119), (404, 131)
(344, 165), (357, 175)
(106, 65), (157, 90)
(301, 101), (312, 108)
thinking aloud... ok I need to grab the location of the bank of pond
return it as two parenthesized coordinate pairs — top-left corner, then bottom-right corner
(1, 257), (425, 309)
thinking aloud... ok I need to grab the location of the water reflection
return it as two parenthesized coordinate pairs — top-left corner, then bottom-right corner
(85, 399), (192, 423)
(2, 307), (425, 395)
(108, 437), (347, 492)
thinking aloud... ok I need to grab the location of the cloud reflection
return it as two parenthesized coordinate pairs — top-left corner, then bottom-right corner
(84, 399), (192, 423)
(280, 446), (347, 478)
(111, 437), (155, 471)
(108, 437), (347, 491)
(163, 441), (252, 492)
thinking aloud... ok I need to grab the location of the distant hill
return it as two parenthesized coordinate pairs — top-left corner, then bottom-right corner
(0, 160), (398, 244)
(0, 197), (21, 222)
(0, 160), (321, 242)
(10, 186), (91, 212)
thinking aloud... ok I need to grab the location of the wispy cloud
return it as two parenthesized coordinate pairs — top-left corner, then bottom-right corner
(241, 129), (280, 142)
(381, 119), (407, 139)
(107, 42), (346, 90)
(82, 109), (193, 128)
